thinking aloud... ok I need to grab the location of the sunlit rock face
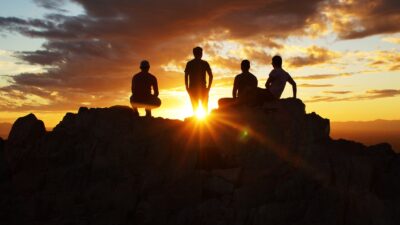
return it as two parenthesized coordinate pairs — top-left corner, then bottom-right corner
(0, 99), (399, 225)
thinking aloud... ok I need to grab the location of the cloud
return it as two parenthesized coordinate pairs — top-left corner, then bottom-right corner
(366, 50), (400, 71)
(323, 91), (351, 94)
(327, 0), (400, 39)
(366, 89), (400, 98)
(306, 89), (400, 103)
(299, 83), (334, 88)
(287, 46), (338, 67)
(296, 73), (351, 80)
(33, 0), (68, 12)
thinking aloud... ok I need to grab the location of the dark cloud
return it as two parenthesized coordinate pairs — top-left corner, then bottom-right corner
(16, 50), (65, 65)
(34, 0), (68, 12)
(330, 0), (400, 39)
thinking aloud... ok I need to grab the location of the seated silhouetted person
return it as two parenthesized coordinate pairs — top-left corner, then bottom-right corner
(218, 60), (258, 108)
(130, 60), (161, 117)
(260, 55), (297, 102)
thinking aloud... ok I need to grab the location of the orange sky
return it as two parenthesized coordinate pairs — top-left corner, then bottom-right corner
(0, 0), (400, 128)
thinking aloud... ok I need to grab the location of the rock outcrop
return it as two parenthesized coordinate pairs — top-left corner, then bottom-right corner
(0, 99), (399, 225)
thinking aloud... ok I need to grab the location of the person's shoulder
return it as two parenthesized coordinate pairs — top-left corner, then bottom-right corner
(269, 68), (278, 76)
(249, 72), (257, 78)
(186, 59), (195, 67)
(235, 73), (245, 79)
(201, 59), (210, 65)
(148, 73), (157, 80)
(133, 72), (142, 78)
(281, 68), (291, 77)
(187, 59), (196, 63)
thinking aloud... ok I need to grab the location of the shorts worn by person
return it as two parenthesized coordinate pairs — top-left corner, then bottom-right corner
(185, 47), (213, 114)
(130, 60), (161, 117)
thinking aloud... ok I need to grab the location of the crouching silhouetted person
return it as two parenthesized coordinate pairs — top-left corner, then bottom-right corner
(130, 60), (161, 117)
(218, 60), (258, 108)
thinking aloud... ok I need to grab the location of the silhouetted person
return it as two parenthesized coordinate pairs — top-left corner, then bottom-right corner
(130, 60), (161, 117)
(185, 47), (213, 114)
(218, 60), (258, 108)
(261, 55), (297, 102)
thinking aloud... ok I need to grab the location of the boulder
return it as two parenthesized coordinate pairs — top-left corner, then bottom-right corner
(7, 113), (45, 147)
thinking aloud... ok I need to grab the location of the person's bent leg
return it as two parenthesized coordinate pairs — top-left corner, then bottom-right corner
(218, 98), (237, 109)
(132, 107), (139, 116)
(145, 109), (152, 117)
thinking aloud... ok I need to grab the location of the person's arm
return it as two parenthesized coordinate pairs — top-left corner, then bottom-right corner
(153, 77), (159, 97)
(287, 75), (297, 98)
(265, 70), (275, 88)
(184, 72), (189, 91)
(232, 77), (238, 98)
(206, 63), (213, 90)
(184, 63), (189, 91)
(265, 77), (273, 88)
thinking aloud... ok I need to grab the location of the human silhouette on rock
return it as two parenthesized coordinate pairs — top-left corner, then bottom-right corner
(262, 55), (297, 101)
(130, 60), (161, 117)
(185, 47), (213, 114)
(218, 60), (258, 108)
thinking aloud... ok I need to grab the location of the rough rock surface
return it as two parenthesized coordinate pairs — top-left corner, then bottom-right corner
(0, 99), (399, 225)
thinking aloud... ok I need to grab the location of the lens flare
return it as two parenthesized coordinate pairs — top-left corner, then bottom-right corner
(195, 105), (207, 120)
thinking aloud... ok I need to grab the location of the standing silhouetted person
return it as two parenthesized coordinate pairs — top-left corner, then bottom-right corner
(130, 60), (161, 117)
(218, 60), (258, 108)
(185, 47), (213, 114)
(264, 55), (297, 100)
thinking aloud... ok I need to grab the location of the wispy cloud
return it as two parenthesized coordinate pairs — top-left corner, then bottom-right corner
(299, 83), (334, 88)
(306, 89), (400, 103)
(323, 91), (352, 94)
(296, 73), (351, 80)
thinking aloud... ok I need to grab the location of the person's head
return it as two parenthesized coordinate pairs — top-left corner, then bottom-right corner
(193, 47), (203, 59)
(140, 60), (150, 72)
(272, 55), (282, 68)
(241, 60), (250, 72)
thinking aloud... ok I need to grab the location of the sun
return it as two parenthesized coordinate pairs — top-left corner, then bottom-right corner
(195, 105), (207, 120)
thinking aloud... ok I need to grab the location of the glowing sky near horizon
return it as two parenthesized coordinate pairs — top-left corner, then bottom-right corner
(0, 0), (399, 128)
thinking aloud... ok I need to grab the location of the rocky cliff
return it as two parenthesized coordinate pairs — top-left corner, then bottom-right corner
(1, 98), (399, 225)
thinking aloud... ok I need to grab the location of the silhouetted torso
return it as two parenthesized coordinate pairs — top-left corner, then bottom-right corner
(132, 72), (157, 99)
(267, 68), (290, 99)
(234, 72), (258, 98)
(185, 59), (211, 89)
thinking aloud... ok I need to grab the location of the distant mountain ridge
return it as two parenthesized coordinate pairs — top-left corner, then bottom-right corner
(0, 99), (399, 225)
(331, 120), (400, 151)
